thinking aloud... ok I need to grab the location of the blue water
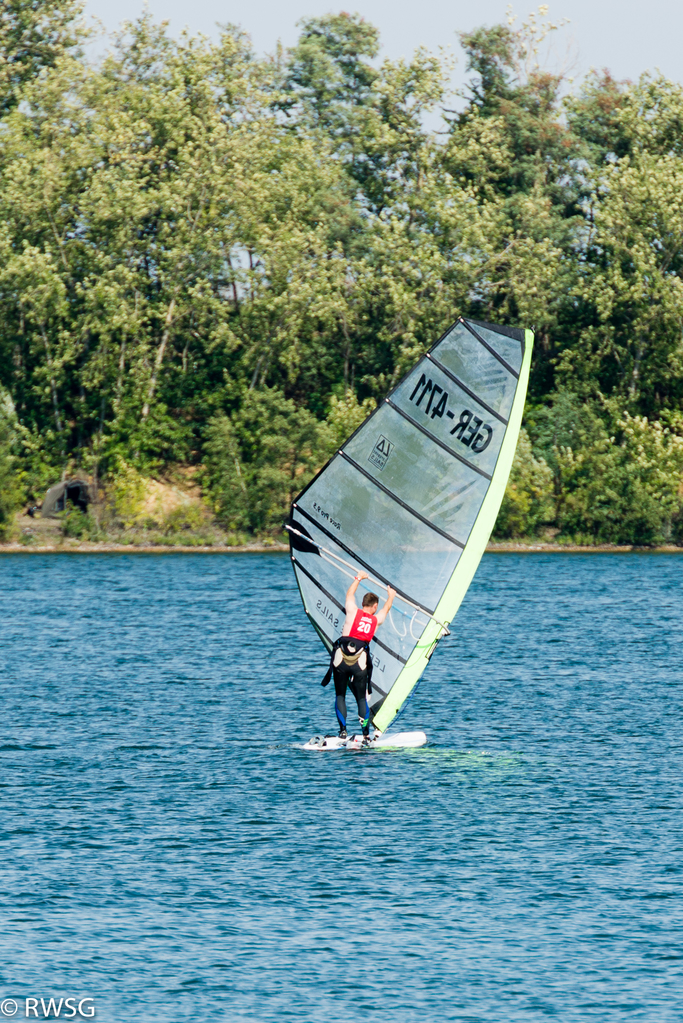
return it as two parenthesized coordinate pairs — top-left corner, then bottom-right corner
(1, 552), (682, 1022)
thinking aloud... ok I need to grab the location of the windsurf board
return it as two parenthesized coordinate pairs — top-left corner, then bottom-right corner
(302, 731), (427, 751)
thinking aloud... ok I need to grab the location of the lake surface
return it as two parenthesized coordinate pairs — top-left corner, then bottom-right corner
(1, 551), (682, 1022)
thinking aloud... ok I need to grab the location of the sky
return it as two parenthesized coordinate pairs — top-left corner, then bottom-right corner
(83, 0), (683, 95)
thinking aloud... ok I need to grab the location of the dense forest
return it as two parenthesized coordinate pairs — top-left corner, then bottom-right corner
(2, 0), (683, 544)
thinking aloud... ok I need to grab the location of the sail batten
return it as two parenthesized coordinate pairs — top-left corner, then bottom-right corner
(385, 400), (493, 479)
(292, 556), (344, 613)
(289, 316), (533, 732)
(464, 320), (521, 377)
(338, 451), (467, 550)
(292, 504), (441, 614)
(288, 522), (445, 625)
(372, 637), (407, 666)
(294, 548), (421, 663)
(425, 354), (509, 425)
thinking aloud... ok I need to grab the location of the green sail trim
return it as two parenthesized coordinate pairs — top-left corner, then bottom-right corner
(372, 327), (533, 732)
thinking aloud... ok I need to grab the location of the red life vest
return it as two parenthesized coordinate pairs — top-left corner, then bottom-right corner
(349, 608), (377, 643)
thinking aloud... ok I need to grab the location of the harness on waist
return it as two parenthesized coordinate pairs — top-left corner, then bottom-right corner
(339, 645), (365, 668)
(321, 636), (373, 694)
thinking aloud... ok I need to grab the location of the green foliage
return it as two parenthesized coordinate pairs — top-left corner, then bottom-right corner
(554, 413), (683, 545)
(163, 503), (207, 535)
(61, 507), (101, 540)
(0, 424), (22, 540)
(203, 389), (333, 534)
(0, 388), (24, 539)
(0, 0), (86, 113)
(504, 396), (683, 544)
(494, 429), (554, 538)
(325, 392), (376, 448)
(282, 12), (379, 133)
(527, 392), (609, 486)
(0, 7), (682, 544)
(109, 459), (146, 528)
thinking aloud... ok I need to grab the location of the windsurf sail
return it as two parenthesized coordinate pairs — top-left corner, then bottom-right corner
(288, 317), (533, 732)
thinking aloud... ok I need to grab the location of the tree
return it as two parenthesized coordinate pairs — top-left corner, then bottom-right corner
(494, 428), (554, 538)
(0, 390), (23, 538)
(203, 389), (333, 533)
(0, 0), (85, 113)
(554, 413), (683, 544)
(0, 5), (682, 545)
(280, 12), (379, 135)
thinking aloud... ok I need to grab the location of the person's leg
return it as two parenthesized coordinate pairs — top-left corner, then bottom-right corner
(333, 672), (348, 735)
(349, 674), (371, 737)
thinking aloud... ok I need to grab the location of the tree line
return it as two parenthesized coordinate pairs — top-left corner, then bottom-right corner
(1, 0), (683, 544)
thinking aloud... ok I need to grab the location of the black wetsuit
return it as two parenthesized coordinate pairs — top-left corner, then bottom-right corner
(322, 637), (373, 736)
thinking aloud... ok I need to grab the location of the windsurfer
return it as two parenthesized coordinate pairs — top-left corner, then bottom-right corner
(322, 571), (396, 744)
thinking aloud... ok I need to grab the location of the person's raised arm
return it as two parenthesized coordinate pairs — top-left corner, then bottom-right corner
(375, 586), (396, 625)
(345, 571), (368, 615)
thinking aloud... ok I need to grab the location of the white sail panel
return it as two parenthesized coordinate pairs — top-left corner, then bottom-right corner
(390, 361), (505, 477)
(433, 321), (517, 418)
(467, 321), (523, 375)
(296, 457), (462, 611)
(290, 511), (431, 667)
(343, 404), (489, 544)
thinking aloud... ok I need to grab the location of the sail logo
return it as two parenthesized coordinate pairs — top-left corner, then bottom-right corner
(408, 373), (493, 454)
(369, 435), (394, 470)
(449, 409), (493, 453)
(371, 652), (386, 673)
(312, 501), (341, 530)
(316, 599), (339, 629)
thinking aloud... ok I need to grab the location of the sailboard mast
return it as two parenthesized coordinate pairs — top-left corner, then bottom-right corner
(288, 317), (533, 733)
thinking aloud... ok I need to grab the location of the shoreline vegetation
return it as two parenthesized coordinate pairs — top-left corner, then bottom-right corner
(3, 538), (683, 555)
(6, 467), (683, 554)
(2, 4), (683, 548)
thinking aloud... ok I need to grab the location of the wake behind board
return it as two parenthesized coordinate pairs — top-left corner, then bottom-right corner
(303, 731), (427, 751)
